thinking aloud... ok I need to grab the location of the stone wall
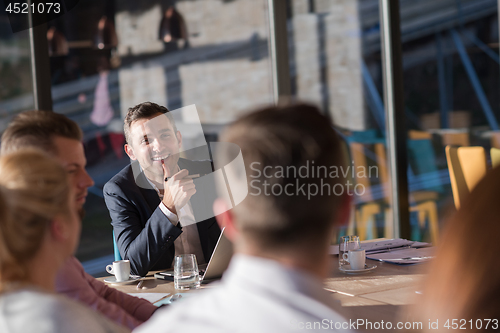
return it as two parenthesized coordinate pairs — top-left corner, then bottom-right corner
(291, 0), (367, 130)
(114, 0), (366, 129)
(325, 1), (365, 130)
(177, 0), (269, 47)
(115, 0), (273, 125)
(292, 14), (322, 106)
(115, 4), (164, 56)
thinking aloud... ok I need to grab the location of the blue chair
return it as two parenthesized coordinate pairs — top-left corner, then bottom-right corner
(407, 139), (445, 193)
(406, 139), (442, 243)
(113, 230), (122, 261)
(345, 129), (385, 144)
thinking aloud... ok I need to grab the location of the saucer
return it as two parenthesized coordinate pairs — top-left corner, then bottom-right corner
(104, 275), (142, 285)
(339, 264), (377, 274)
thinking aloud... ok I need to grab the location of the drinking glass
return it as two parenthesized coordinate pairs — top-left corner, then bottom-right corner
(174, 254), (200, 290)
(339, 235), (360, 268)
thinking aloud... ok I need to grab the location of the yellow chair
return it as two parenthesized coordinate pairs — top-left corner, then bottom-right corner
(349, 142), (440, 243)
(446, 146), (487, 209)
(491, 148), (500, 169)
(375, 143), (439, 244)
(347, 142), (381, 241)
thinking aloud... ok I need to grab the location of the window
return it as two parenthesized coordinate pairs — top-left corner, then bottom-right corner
(0, 12), (34, 133)
(400, 0), (499, 243)
(48, 0), (273, 275)
(287, 0), (394, 242)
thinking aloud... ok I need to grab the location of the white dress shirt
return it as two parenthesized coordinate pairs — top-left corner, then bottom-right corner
(0, 287), (128, 333)
(134, 254), (352, 333)
(146, 173), (205, 265)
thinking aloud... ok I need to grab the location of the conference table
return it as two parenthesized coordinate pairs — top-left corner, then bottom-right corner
(99, 254), (427, 332)
(325, 258), (426, 332)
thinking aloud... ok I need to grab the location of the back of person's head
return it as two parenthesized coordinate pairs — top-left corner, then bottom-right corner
(0, 110), (82, 156)
(124, 101), (177, 145)
(0, 150), (71, 287)
(218, 103), (348, 254)
(417, 166), (500, 328)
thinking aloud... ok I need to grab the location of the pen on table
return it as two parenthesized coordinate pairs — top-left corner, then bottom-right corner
(137, 280), (145, 289)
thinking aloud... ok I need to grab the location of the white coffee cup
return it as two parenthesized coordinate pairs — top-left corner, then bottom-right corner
(106, 260), (130, 282)
(342, 249), (366, 270)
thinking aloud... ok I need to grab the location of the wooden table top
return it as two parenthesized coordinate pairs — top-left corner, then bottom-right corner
(98, 256), (427, 332)
(97, 271), (200, 295)
(327, 258), (427, 332)
(327, 258), (426, 305)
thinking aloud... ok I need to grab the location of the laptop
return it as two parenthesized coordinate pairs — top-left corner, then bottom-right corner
(154, 228), (233, 283)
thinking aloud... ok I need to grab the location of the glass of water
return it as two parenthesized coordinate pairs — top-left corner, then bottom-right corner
(174, 254), (200, 290)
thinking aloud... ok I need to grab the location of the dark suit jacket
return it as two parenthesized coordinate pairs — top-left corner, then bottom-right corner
(103, 158), (221, 276)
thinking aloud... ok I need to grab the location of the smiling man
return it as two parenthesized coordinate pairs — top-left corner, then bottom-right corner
(104, 102), (220, 276)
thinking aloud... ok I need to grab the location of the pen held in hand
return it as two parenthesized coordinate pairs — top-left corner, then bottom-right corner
(184, 174), (200, 179)
(160, 159), (199, 180)
(164, 173), (201, 182)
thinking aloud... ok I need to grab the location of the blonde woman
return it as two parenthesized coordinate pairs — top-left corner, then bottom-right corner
(0, 150), (129, 333)
(416, 166), (500, 332)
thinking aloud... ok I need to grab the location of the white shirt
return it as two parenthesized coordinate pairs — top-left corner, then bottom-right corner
(134, 254), (352, 333)
(145, 172), (205, 264)
(0, 287), (129, 333)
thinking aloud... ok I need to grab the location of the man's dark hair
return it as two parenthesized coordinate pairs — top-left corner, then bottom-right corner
(1, 110), (82, 156)
(219, 103), (347, 252)
(124, 102), (177, 145)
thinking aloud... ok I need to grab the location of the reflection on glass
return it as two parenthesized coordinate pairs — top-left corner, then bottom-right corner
(287, 0), (392, 242)
(400, 0), (499, 243)
(47, 0), (273, 274)
(0, 14), (34, 134)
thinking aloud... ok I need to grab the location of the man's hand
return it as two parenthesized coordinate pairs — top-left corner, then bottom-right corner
(161, 162), (196, 216)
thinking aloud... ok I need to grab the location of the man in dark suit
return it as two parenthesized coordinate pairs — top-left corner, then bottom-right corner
(104, 102), (220, 276)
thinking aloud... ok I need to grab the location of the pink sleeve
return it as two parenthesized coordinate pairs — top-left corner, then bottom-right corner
(55, 257), (157, 330)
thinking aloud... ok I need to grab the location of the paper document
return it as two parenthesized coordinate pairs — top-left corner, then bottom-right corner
(127, 293), (170, 304)
(367, 247), (435, 264)
(329, 238), (431, 255)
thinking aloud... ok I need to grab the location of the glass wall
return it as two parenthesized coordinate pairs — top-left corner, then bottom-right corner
(47, 0), (273, 274)
(287, 0), (500, 244)
(287, 0), (394, 242)
(400, 0), (499, 244)
(5, 0), (492, 272)
(0, 11), (34, 133)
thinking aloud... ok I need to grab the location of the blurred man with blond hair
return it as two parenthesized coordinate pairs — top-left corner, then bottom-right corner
(1, 110), (158, 330)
